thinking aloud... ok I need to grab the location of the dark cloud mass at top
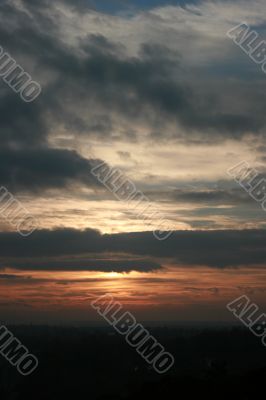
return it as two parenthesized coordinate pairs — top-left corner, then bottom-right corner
(0, 0), (265, 155)
(0, 0), (265, 194)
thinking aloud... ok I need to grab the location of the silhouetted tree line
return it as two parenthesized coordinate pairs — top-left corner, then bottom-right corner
(0, 326), (265, 400)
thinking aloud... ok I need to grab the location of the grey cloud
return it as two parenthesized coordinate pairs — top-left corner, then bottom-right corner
(0, 147), (102, 192)
(1, 0), (264, 151)
(0, 228), (266, 269)
(1, 0), (266, 197)
(149, 188), (253, 205)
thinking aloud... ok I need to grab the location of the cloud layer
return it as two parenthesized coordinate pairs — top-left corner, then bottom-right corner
(0, 228), (266, 271)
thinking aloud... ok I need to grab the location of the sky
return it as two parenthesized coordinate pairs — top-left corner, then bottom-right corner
(0, 0), (266, 324)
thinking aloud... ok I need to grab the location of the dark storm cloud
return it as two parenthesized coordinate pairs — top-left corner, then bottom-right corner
(0, 228), (266, 270)
(0, 147), (101, 192)
(0, 3), (109, 192)
(0, 0), (266, 196)
(46, 36), (263, 138)
(1, 0), (185, 142)
(37, 36), (190, 135)
(1, 0), (264, 151)
(108, 229), (266, 267)
(0, 91), (47, 147)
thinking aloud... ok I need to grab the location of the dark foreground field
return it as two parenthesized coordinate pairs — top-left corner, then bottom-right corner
(0, 325), (265, 400)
